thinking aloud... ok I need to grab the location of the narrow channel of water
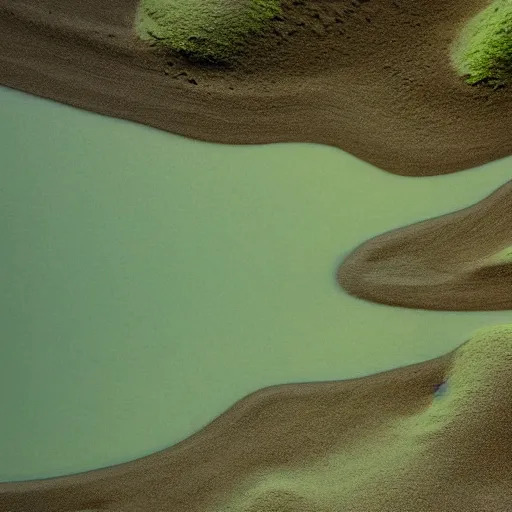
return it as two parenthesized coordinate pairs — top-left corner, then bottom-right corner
(1, 86), (510, 481)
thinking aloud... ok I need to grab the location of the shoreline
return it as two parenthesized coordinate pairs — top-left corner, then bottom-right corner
(338, 179), (512, 310)
(2, 326), (512, 510)
(2, 0), (512, 509)
(0, 347), (452, 508)
(1, 0), (511, 176)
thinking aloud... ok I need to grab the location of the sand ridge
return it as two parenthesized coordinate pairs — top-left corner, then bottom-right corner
(0, 0), (511, 175)
(337, 179), (512, 310)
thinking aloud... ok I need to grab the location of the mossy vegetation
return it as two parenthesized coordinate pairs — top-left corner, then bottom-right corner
(488, 245), (512, 264)
(451, 0), (512, 86)
(432, 324), (512, 412)
(136, 0), (281, 63)
(210, 324), (512, 512)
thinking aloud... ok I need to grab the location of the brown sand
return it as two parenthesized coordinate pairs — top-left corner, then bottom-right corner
(337, 180), (512, 311)
(1, 324), (512, 511)
(1, 0), (511, 176)
(2, 1), (512, 510)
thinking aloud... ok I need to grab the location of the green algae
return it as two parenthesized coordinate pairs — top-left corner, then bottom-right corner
(136, 0), (281, 63)
(452, 0), (512, 86)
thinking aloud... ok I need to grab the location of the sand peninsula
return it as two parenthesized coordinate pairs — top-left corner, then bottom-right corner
(1, 324), (512, 511)
(337, 179), (512, 311)
(0, 0), (512, 175)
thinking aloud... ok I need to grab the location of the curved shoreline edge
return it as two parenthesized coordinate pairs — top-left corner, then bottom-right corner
(1, 325), (512, 511)
(0, 0), (511, 176)
(1, 0), (512, 509)
(337, 179), (512, 311)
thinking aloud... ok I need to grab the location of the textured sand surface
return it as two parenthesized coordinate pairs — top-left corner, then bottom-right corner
(0, 0), (511, 175)
(2, 1), (512, 510)
(1, 325), (512, 511)
(338, 180), (512, 310)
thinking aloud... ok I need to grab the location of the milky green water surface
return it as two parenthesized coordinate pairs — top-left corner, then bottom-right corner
(1, 86), (511, 482)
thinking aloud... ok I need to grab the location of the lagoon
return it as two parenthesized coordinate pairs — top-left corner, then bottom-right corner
(1, 86), (511, 481)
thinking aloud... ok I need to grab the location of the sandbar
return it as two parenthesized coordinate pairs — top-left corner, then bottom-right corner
(338, 179), (512, 310)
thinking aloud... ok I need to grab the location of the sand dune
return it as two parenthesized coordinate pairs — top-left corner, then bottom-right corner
(338, 180), (512, 310)
(0, 0), (511, 175)
(1, 324), (512, 511)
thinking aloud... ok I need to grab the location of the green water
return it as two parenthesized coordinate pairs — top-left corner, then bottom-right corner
(1, 86), (511, 482)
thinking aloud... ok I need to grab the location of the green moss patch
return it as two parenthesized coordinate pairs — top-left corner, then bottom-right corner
(488, 245), (512, 264)
(136, 0), (281, 63)
(212, 323), (512, 512)
(451, 0), (512, 86)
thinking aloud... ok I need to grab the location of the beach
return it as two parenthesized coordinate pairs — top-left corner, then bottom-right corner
(1, 0), (512, 510)
(1, 0), (511, 175)
(1, 325), (512, 511)
(338, 180), (512, 310)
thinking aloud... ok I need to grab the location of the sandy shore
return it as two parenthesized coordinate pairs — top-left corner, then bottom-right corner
(0, 0), (511, 176)
(1, 324), (512, 511)
(2, 0), (512, 510)
(338, 180), (512, 310)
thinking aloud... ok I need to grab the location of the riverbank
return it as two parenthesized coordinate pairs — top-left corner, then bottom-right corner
(338, 180), (512, 311)
(0, 0), (511, 175)
(2, 325), (512, 511)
